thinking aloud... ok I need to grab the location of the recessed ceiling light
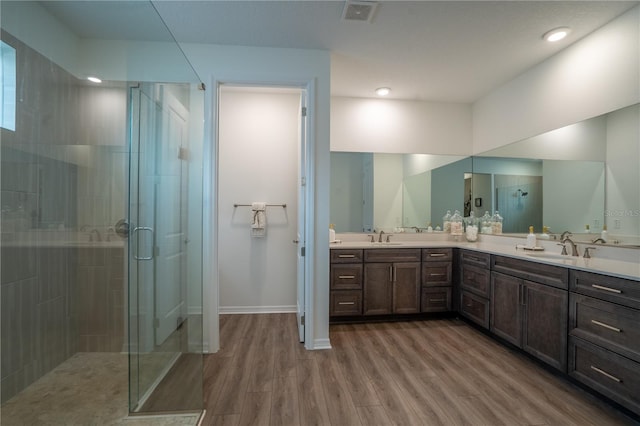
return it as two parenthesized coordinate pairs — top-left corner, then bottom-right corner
(543, 27), (571, 43)
(375, 87), (390, 96)
(87, 76), (102, 83)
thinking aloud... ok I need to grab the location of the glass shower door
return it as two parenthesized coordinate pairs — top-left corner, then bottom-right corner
(128, 82), (202, 414)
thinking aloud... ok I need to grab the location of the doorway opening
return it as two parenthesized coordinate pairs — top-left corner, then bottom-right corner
(215, 83), (309, 347)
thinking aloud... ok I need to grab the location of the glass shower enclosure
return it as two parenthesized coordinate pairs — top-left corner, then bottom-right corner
(1, 1), (204, 422)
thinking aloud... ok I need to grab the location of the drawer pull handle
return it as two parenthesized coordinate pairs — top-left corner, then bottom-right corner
(591, 284), (622, 294)
(429, 298), (446, 302)
(338, 254), (356, 258)
(591, 320), (622, 333)
(590, 366), (622, 383)
(338, 275), (355, 279)
(430, 273), (446, 277)
(338, 302), (355, 306)
(429, 253), (446, 257)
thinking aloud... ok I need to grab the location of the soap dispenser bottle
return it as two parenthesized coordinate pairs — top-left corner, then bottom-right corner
(539, 226), (550, 239)
(329, 223), (336, 243)
(601, 225), (608, 242)
(526, 226), (537, 248)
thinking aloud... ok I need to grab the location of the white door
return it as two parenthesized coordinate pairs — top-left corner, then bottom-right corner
(296, 91), (308, 343)
(154, 87), (189, 345)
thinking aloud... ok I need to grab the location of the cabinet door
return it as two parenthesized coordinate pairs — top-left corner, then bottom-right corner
(523, 280), (568, 372)
(393, 262), (421, 314)
(490, 272), (522, 347)
(364, 263), (393, 315)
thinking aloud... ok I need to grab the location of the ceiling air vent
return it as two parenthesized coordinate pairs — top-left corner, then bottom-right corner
(342, 1), (378, 23)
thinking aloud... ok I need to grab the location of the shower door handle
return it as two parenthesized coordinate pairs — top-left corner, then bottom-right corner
(133, 226), (154, 260)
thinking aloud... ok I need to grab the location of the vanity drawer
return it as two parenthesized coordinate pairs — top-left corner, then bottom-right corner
(492, 255), (568, 290)
(422, 262), (452, 286)
(460, 290), (489, 329)
(570, 270), (640, 310)
(460, 250), (490, 269)
(364, 248), (421, 263)
(331, 249), (364, 264)
(569, 336), (640, 415)
(422, 248), (452, 262)
(331, 264), (363, 290)
(570, 293), (640, 363)
(421, 287), (452, 312)
(330, 291), (362, 316)
(461, 264), (490, 297)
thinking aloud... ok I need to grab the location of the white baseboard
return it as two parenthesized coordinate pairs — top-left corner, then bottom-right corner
(188, 306), (203, 316)
(311, 338), (332, 350)
(219, 305), (297, 314)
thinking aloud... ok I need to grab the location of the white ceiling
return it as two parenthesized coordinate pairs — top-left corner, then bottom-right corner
(41, 1), (638, 103)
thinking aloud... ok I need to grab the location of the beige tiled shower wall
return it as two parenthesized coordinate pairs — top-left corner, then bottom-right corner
(1, 245), (125, 404)
(77, 247), (125, 353)
(1, 29), (127, 403)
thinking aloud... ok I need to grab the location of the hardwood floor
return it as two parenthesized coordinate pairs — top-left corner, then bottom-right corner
(201, 314), (636, 425)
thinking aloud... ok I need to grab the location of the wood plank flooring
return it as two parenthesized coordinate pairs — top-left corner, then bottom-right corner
(201, 314), (636, 425)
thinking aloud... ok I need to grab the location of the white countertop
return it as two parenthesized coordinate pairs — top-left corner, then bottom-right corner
(331, 234), (640, 281)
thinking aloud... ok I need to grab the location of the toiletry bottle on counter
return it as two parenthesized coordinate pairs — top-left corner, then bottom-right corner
(442, 210), (452, 233)
(481, 211), (492, 234)
(601, 225), (608, 242)
(539, 226), (550, 239)
(491, 211), (503, 235)
(526, 226), (537, 248)
(329, 223), (336, 243)
(450, 210), (463, 235)
(584, 224), (590, 233)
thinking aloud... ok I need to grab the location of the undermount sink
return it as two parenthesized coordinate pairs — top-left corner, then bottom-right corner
(370, 241), (403, 246)
(525, 252), (573, 260)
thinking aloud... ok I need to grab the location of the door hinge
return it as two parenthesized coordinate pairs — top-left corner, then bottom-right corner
(301, 106), (307, 117)
(153, 318), (159, 328)
(178, 147), (189, 160)
(301, 315), (305, 326)
(301, 247), (305, 257)
(301, 177), (306, 186)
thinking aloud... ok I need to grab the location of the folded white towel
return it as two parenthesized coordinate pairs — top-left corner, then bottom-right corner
(251, 202), (266, 237)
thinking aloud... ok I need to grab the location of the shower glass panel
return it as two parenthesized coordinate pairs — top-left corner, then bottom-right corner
(1, 1), (204, 422)
(128, 82), (204, 414)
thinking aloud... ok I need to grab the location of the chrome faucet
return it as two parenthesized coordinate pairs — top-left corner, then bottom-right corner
(583, 247), (596, 258)
(560, 231), (572, 240)
(378, 230), (385, 243)
(561, 236), (580, 257)
(591, 237), (606, 244)
(89, 229), (102, 242)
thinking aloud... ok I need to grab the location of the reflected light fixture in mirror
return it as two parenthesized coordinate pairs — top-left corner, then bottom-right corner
(87, 76), (102, 83)
(543, 27), (571, 42)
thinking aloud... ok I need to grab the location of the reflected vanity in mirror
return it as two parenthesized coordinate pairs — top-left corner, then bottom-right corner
(330, 103), (638, 246)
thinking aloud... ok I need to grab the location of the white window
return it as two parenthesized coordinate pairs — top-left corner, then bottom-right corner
(1, 41), (16, 131)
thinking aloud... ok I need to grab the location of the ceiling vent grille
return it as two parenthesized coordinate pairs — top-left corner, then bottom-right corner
(342, 1), (377, 23)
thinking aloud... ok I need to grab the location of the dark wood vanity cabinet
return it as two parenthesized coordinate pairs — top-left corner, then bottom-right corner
(421, 248), (453, 312)
(459, 250), (491, 328)
(490, 256), (569, 372)
(330, 249), (364, 317)
(569, 270), (640, 415)
(491, 270), (568, 372)
(363, 249), (421, 315)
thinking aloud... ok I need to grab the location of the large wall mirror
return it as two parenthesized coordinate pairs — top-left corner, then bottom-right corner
(330, 152), (469, 232)
(330, 103), (638, 246)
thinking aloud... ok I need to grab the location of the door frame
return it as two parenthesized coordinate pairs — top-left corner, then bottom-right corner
(203, 76), (316, 352)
